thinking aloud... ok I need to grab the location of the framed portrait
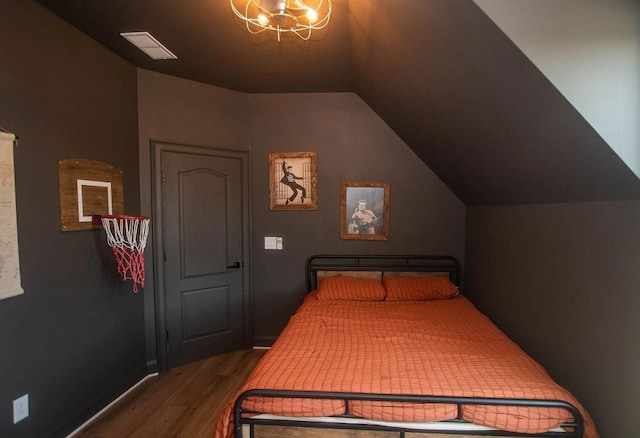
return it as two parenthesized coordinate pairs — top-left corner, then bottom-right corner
(269, 152), (318, 210)
(340, 181), (390, 240)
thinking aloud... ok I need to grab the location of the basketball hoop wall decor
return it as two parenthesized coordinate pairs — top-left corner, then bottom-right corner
(58, 159), (124, 231)
(94, 214), (150, 293)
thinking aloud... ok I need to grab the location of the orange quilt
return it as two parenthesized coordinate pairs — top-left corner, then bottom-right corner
(214, 293), (597, 438)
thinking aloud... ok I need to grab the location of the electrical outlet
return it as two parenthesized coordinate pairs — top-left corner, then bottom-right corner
(13, 394), (28, 424)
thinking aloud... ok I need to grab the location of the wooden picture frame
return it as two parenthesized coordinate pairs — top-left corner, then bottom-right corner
(269, 152), (318, 210)
(340, 181), (390, 240)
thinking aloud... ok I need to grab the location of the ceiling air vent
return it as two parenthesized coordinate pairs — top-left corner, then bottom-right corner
(120, 32), (177, 60)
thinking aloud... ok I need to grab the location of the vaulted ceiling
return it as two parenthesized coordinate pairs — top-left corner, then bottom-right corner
(35, 0), (640, 205)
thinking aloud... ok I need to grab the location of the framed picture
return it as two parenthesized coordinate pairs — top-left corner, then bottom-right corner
(340, 181), (390, 240)
(269, 152), (318, 210)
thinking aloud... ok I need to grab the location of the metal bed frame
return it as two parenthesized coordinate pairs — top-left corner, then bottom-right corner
(233, 255), (584, 438)
(306, 254), (461, 291)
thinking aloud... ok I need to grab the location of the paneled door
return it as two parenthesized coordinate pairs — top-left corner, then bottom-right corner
(153, 143), (250, 369)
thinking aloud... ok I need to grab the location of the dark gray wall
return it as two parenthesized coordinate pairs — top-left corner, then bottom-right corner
(136, 72), (466, 352)
(248, 93), (465, 341)
(0, 1), (143, 437)
(465, 201), (640, 437)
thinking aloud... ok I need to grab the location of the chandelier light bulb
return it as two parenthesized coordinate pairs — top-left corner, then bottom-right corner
(258, 13), (269, 26)
(306, 8), (318, 23)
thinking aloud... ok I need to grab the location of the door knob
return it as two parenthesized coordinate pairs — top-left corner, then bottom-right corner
(227, 261), (241, 269)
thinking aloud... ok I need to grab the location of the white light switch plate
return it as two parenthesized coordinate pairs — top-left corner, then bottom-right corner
(264, 236), (277, 249)
(13, 394), (28, 424)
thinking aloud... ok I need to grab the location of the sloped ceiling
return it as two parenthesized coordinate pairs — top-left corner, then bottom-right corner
(34, 0), (640, 205)
(475, 0), (640, 180)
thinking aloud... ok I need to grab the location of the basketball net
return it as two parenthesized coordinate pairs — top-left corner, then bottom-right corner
(100, 215), (150, 293)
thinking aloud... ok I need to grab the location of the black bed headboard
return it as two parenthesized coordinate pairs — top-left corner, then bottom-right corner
(306, 255), (460, 292)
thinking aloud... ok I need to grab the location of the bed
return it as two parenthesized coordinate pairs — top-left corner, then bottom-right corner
(214, 255), (598, 438)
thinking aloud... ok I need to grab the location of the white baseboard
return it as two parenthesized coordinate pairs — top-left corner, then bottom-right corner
(66, 372), (158, 437)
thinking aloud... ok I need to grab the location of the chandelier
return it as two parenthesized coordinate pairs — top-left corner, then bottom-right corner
(230, 0), (332, 42)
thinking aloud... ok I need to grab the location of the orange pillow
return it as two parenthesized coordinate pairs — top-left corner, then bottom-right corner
(383, 276), (458, 301)
(317, 276), (386, 301)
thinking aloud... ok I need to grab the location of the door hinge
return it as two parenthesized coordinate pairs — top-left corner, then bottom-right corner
(163, 251), (167, 262)
(162, 168), (166, 182)
(166, 331), (169, 353)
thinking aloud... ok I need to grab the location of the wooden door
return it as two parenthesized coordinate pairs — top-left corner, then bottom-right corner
(153, 143), (250, 369)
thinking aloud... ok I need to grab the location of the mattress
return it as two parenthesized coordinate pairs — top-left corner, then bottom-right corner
(214, 292), (597, 437)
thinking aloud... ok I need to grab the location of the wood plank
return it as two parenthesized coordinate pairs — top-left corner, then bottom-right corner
(58, 158), (124, 231)
(251, 425), (393, 438)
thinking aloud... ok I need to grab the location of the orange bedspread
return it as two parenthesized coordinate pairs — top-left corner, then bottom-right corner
(215, 293), (597, 438)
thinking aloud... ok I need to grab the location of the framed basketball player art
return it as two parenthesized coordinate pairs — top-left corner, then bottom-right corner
(269, 152), (318, 211)
(340, 181), (390, 240)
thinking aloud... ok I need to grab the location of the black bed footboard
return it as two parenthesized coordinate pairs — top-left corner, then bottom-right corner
(233, 389), (584, 438)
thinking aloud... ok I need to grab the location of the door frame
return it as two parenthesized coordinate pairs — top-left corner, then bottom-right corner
(151, 140), (252, 371)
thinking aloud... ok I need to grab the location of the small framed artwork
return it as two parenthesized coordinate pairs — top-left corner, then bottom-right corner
(340, 181), (390, 240)
(269, 152), (318, 210)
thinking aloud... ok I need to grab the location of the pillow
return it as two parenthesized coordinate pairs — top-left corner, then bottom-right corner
(317, 276), (386, 301)
(383, 276), (458, 301)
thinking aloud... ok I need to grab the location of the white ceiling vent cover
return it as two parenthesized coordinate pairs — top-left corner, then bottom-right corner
(120, 32), (177, 60)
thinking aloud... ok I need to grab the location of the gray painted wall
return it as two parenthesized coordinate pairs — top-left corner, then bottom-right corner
(248, 92), (466, 339)
(136, 71), (466, 352)
(465, 201), (640, 437)
(0, 1), (143, 437)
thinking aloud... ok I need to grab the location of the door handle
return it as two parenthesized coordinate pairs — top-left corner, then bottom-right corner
(227, 261), (241, 269)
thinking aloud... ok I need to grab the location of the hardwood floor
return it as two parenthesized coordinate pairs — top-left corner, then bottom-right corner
(73, 349), (267, 438)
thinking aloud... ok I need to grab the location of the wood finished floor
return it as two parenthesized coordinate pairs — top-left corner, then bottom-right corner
(73, 349), (267, 438)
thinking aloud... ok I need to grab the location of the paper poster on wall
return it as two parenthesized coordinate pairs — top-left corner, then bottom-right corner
(0, 131), (23, 300)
